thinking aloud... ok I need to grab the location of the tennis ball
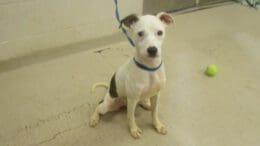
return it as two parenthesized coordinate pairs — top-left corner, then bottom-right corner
(206, 64), (218, 77)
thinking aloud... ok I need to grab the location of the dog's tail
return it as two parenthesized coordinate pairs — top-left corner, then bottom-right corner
(91, 82), (109, 93)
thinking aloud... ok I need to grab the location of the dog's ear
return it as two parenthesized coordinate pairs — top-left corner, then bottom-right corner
(120, 14), (139, 28)
(156, 12), (173, 26)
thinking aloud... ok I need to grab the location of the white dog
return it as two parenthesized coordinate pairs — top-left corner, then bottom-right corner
(89, 12), (173, 139)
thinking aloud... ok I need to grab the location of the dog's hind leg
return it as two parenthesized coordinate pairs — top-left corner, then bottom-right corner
(139, 98), (151, 110)
(89, 93), (124, 127)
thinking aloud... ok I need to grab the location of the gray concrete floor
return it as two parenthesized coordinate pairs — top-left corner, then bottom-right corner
(0, 4), (260, 146)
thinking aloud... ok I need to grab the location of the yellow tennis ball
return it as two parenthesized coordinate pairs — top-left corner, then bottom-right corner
(206, 64), (218, 77)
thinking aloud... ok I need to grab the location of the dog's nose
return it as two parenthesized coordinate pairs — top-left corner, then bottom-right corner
(147, 46), (158, 57)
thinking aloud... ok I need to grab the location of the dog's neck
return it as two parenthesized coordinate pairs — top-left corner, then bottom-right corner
(134, 54), (162, 69)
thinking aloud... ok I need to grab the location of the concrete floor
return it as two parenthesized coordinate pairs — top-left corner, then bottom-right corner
(0, 4), (260, 146)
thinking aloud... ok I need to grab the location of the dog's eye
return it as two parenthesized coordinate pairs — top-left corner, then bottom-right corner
(137, 31), (144, 37)
(157, 30), (163, 36)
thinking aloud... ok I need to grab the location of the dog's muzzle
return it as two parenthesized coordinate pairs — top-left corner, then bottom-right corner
(147, 46), (158, 57)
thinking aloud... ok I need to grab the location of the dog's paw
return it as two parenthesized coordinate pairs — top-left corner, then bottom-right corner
(89, 113), (100, 127)
(130, 127), (142, 139)
(154, 122), (167, 135)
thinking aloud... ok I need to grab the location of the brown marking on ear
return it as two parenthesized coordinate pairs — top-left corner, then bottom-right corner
(157, 12), (173, 25)
(109, 73), (118, 98)
(120, 14), (139, 28)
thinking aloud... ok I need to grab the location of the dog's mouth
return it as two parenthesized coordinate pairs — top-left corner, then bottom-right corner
(148, 54), (158, 58)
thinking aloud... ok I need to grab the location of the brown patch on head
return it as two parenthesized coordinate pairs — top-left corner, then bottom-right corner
(120, 14), (139, 28)
(157, 12), (174, 26)
(109, 73), (118, 98)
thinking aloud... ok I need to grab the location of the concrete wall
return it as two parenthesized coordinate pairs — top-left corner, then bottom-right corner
(0, 0), (143, 61)
(199, 0), (231, 5)
(143, 0), (231, 14)
(143, 0), (196, 14)
(0, 0), (231, 62)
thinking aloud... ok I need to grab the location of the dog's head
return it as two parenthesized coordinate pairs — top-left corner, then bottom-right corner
(121, 12), (173, 59)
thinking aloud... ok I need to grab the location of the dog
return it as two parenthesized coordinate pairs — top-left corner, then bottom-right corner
(89, 12), (173, 139)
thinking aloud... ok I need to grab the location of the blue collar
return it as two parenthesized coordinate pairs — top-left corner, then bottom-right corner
(133, 58), (163, 72)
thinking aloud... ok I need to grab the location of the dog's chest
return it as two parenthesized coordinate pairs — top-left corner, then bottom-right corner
(140, 72), (166, 98)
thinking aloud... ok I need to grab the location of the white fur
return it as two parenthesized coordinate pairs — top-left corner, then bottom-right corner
(90, 12), (173, 139)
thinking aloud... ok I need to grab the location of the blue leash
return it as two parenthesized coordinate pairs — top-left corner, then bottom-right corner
(114, 0), (135, 47)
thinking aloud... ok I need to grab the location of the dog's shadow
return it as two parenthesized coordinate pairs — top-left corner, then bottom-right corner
(101, 106), (154, 130)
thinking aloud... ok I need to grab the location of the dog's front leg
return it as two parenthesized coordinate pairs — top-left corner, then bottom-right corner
(151, 94), (167, 135)
(127, 98), (142, 139)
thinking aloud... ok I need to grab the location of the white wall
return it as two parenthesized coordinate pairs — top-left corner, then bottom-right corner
(0, 0), (143, 61)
